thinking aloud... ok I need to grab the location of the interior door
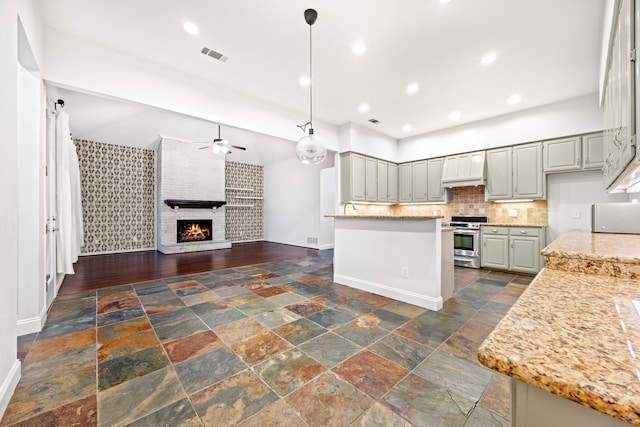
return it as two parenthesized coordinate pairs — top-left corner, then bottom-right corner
(45, 106), (58, 307)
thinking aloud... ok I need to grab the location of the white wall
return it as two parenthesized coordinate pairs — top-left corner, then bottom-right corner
(547, 170), (629, 242)
(42, 28), (340, 151)
(0, 0), (22, 418)
(319, 167), (335, 250)
(17, 63), (45, 335)
(264, 156), (333, 248)
(398, 94), (602, 162)
(338, 122), (399, 161)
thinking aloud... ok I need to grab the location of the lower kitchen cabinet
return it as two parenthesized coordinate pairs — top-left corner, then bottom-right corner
(481, 226), (545, 274)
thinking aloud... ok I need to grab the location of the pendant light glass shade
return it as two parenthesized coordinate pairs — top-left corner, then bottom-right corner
(296, 129), (326, 164)
(296, 8), (327, 165)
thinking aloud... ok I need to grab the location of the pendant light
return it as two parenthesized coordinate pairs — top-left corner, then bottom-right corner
(295, 8), (327, 165)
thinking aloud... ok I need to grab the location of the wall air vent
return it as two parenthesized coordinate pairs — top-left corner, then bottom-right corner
(368, 118), (380, 123)
(201, 47), (229, 63)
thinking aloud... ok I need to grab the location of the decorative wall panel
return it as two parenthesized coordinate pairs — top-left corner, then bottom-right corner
(225, 161), (264, 241)
(75, 139), (155, 254)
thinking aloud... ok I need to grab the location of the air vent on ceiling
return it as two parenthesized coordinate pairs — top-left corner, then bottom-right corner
(201, 47), (229, 63)
(368, 118), (380, 123)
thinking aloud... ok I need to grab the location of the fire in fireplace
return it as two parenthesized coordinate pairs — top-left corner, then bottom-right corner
(177, 220), (212, 243)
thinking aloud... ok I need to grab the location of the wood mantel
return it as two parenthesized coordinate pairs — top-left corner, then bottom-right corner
(164, 199), (226, 209)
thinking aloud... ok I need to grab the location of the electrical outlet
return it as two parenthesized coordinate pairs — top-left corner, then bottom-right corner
(572, 210), (581, 219)
(508, 209), (518, 217)
(401, 266), (409, 278)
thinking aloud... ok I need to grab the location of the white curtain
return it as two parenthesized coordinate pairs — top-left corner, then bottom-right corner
(55, 109), (83, 274)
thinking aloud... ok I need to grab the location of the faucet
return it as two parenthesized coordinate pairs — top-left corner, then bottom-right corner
(343, 201), (357, 215)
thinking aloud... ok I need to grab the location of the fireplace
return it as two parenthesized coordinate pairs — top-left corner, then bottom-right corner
(177, 220), (212, 243)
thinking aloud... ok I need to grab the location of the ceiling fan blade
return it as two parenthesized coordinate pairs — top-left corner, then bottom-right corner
(229, 145), (247, 151)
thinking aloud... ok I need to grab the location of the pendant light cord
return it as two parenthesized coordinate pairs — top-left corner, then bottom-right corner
(309, 22), (313, 132)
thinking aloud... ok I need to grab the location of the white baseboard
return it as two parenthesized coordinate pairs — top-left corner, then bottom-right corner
(16, 304), (47, 336)
(334, 274), (443, 311)
(318, 243), (334, 250)
(0, 360), (21, 420)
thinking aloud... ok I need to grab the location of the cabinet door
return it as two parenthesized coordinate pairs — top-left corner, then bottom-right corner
(481, 234), (509, 270)
(388, 163), (398, 203)
(513, 142), (544, 199)
(351, 154), (366, 201)
(377, 160), (388, 202)
(543, 136), (581, 173)
(427, 158), (446, 202)
(582, 132), (604, 170)
(412, 160), (428, 202)
(398, 163), (413, 202)
(510, 236), (540, 274)
(486, 147), (512, 200)
(365, 156), (378, 201)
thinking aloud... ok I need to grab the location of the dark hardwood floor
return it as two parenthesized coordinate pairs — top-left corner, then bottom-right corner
(59, 241), (319, 295)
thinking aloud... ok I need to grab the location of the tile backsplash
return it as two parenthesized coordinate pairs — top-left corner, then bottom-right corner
(346, 186), (548, 225)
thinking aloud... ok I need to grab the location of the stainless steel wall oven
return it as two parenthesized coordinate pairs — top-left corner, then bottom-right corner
(443, 215), (488, 269)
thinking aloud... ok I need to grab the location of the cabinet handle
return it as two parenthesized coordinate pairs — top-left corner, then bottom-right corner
(520, 230), (527, 234)
(492, 229), (498, 233)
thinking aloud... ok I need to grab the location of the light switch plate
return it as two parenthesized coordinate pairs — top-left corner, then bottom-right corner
(508, 209), (517, 217)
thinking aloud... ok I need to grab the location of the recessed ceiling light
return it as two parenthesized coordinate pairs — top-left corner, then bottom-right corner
(449, 111), (461, 120)
(299, 75), (311, 87)
(352, 42), (367, 55)
(403, 124), (413, 132)
(358, 103), (370, 114)
(406, 82), (420, 94)
(481, 52), (496, 65)
(183, 22), (199, 35)
(507, 94), (522, 105)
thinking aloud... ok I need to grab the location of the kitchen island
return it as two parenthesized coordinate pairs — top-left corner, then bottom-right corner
(478, 231), (640, 426)
(330, 215), (451, 311)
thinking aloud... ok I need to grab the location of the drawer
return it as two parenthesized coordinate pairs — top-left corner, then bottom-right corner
(482, 226), (509, 236)
(509, 227), (543, 237)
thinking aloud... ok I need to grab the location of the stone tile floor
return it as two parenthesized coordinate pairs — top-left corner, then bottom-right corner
(2, 250), (532, 426)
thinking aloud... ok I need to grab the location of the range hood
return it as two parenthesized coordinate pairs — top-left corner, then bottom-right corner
(441, 151), (486, 187)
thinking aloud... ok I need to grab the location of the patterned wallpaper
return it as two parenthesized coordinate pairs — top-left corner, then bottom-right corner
(75, 139), (155, 254)
(225, 161), (264, 241)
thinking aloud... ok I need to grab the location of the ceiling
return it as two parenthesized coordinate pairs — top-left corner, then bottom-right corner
(40, 0), (605, 150)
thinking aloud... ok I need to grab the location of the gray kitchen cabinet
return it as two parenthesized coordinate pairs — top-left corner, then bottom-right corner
(582, 132), (604, 170)
(340, 152), (366, 202)
(543, 136), (581, 173)
(481, 227), (509, 270)
(427, 157), (447, 202)
(481, 226), (545, 274)
(387, 162), (398, 203)
(412, 160), (428, 202)
(486, 147), (513, 200)
(399, 163), (413, 202)
(442, 151), (486, 187)
(377, 160), (388, 202)
(513, 142), (544, 199)
(365, 156), (378, 201)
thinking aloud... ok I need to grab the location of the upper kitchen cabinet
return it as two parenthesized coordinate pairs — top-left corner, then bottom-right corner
(340, 152), (366, 202)
(412, 160), (428, 202)
(602, 0), (640, 191)
(365, 156), (378, 201)
(441, 151), (486, 188)
(543, 136), (581, 173)
(377, 160), (398, 203)
(486, 147), (513, 200)
(487, 142), (544, 201)
(398, 163), (413, 202)
(427, 157), (448, 203)
(513, 142), (544, 199)
(582, 132), (605, 170)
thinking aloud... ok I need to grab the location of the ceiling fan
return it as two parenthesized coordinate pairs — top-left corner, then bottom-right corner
(197, 125), (246, 154)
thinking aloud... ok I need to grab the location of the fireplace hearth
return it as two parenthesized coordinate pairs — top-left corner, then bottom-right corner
(177, 220), (212, 243)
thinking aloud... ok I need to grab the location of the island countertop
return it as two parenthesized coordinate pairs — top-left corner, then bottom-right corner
(326, 215), (443, 219)
(478, 230), (640, 425)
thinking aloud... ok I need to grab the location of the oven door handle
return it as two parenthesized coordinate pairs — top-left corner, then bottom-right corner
(454, 229), (480, 235)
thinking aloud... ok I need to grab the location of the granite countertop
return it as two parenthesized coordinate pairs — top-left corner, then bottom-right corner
(326, 215), (443, 219)
(483, 222), (548, 227)
(478, 230), (640, 425)
(441, 227), (456, 232)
